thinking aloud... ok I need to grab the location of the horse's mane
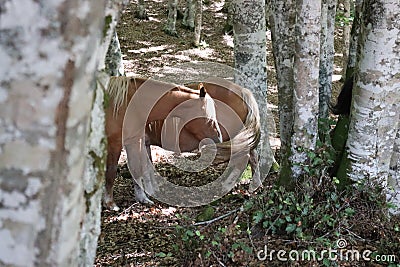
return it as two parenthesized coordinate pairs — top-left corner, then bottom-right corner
(214, 85), (261, 161)
(107, 76), (135, 116)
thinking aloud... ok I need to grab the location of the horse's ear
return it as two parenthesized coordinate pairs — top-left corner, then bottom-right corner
(199, 83), (206, 98)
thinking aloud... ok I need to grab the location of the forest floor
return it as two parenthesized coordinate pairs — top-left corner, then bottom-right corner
(95, 1), (400, 266)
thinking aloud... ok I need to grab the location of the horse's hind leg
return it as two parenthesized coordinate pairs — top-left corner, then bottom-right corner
(133, 141), (154, 205)
(104, 141), (122, 211)
(249, 149), (262, 192)
(125, 140), (154, 205)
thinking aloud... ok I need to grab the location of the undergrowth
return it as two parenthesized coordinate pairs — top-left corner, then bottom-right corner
(171, 134), (400, 266)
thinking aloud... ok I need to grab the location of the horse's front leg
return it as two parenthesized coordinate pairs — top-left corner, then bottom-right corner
(249, 149), (262, 192)
(125, 140), (155, 205)
(104, 141), (122, 211)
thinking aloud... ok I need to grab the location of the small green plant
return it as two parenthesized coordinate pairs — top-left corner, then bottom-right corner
(155, 252), (173, 258)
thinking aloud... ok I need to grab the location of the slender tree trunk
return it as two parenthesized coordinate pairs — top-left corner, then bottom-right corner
(269, 0), (296, 186)
(346, 0), (400, 204)
(341, 0), (351, 78)
(193, 0), (202, 47)
(222, 0), (233, 33)
(290, 0), (321, 179)
(319, 0), (337, 121)
(135, 0), (148, 20)
(79, 1), (126, 266)
(0, 0), (107, 266)
(332, 0), (363, 181)
(388, 128), (400, 215)
(344, 0), (363, 80)
(164, 0), (179, 36)
(232, 0), (274, 188)
(183, 0), (196, 30)
(105, 32), (125, 77)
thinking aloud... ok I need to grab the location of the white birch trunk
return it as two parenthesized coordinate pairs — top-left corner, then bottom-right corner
(0, 0), (106, 266)
(193, 0), (202, 47)
(232, 0), (274, 185)
(105, 32), (125, 77)
(183, 0), (196, 30)
(341, 0), (351, 77)
(78, 1), (125, 266)
(269, 0), (296, 184)
(290, 0), (321, 179)
(345, 0), (363, 79)
(164, 0), (179, 36)
(319, 0), (337, 120)
(388, 128), (400, 215)
(223, 0), (233, 33)
(346, 0), (400, 209)
(135, 0), (148, 20)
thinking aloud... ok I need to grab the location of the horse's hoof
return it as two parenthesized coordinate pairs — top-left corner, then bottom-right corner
(136, 196), (154, 206)
(104, 201), (120, 211)
(111, 204), (120, 212)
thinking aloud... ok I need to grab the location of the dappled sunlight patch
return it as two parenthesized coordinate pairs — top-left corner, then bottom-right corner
(223, 33), (234, 48)
(209, 1), (225, 13)
(147, 16), (161, 23)
(161, 53), (192, 62)
(181, 47), (217, 60)
(128, 44), (172, 54)
(161, 207), (177, 216)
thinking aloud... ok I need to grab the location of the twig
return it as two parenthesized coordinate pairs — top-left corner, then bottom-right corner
(212, 252), (227, 267)
(118, 203), (139, 215)
(344, 228), (368, 242)
(247, 219), (257, 253)
(193, 208), (240, 226)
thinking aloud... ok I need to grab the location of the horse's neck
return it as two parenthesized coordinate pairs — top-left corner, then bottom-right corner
(130, 77), (146, 93)
(126, 77), (148, 104)
(155, 90), (197, 119)
(132, 78), (198, 122)
(203, 84), (234, 104)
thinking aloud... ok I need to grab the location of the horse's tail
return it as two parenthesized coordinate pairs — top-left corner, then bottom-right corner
(106, 76), (132, 116)
(213, 87), (261, 162)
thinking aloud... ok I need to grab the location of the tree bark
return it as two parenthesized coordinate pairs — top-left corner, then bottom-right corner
(105, 32), (125, 77)
(183, 0), (196, 30)
(289, 0), (321, 180)
(193, 0), (202, 47)
(164, 0), (179, 36)
(0, 0), (107, 266)
(346, 0), (400, 212)
(341, 0), (352, 78)
(222, 0), (233, 33)
(388, 128), (400, 215)
(232, 0), (274, 188)
(319, 0), (337, 121)
(344, 0), (363, 80)
(78, 1), (126, 266)
(269, 0), (296, 185)
(135, 0), (149, 20)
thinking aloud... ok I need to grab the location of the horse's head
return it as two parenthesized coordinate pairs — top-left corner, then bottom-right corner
(179, 84), (222, 144)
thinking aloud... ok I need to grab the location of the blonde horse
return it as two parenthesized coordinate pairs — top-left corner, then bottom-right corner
(146, 78), (261, 178)
(105, 77), (222, 210)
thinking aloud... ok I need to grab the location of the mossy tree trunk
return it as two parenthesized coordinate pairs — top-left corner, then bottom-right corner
(232, 0), (274, 187)
(79, 1), (126, 266)
(269, 0), (296, 186)
(0, 0), (107, 266)
(344, 0), (400, 215)
(319, 0), (337, 121)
